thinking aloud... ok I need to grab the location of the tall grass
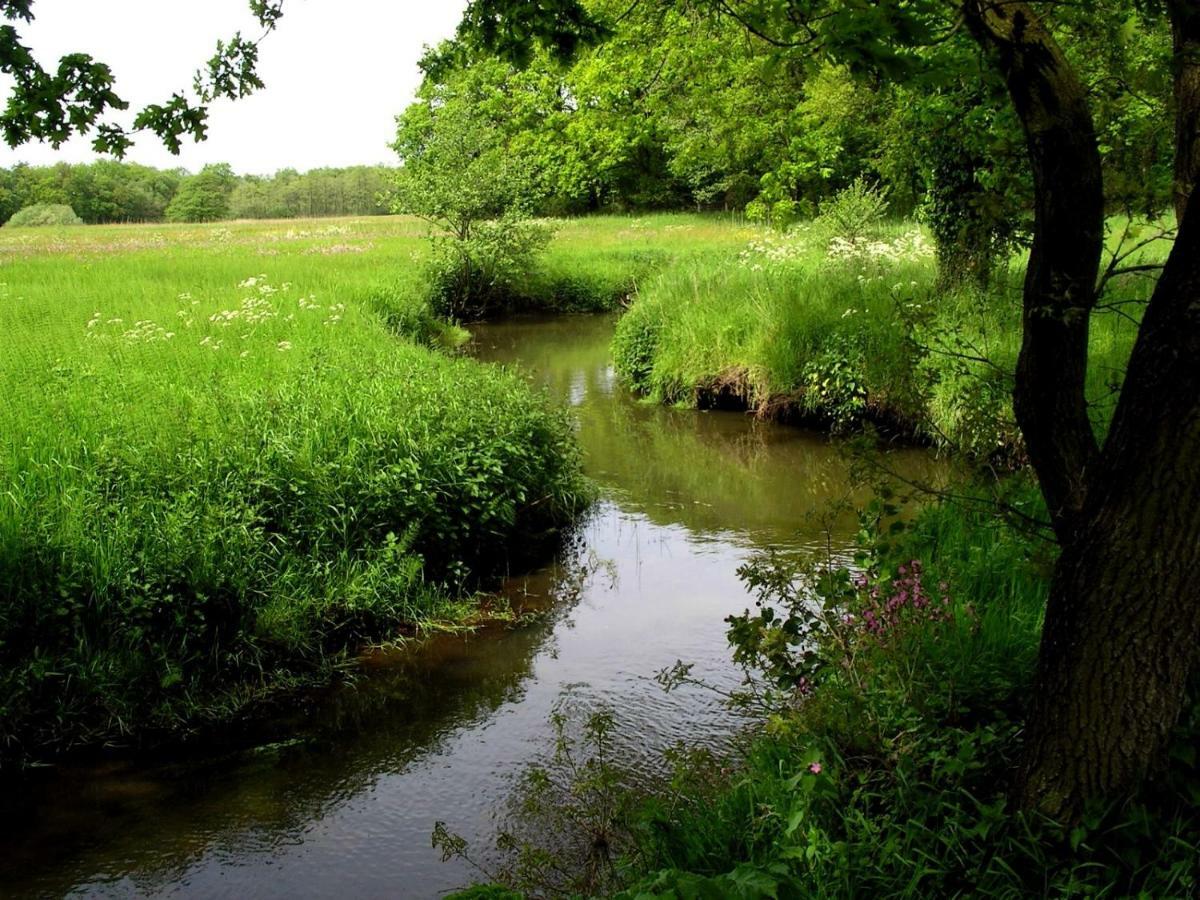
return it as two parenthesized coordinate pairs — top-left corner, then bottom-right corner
(613, 220), (1154, 457)
(0, 216), (619, 762)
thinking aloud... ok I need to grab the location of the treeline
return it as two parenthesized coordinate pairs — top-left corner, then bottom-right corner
(399, 0), (1173, 232)
(0, 161), (394, 225)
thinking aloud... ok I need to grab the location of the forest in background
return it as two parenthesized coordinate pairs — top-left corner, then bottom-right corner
(0, 161), (394, 224)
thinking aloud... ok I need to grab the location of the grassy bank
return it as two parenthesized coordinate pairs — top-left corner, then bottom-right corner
(612, 221), (1159, 458)
(4, 215), (700, 763)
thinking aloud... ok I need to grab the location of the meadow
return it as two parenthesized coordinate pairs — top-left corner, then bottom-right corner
(0, 216), (633, 761)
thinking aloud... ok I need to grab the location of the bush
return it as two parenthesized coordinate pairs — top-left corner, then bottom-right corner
(5, 203), (83, 227)
(815, 177), (890, 242)
(426, 216), (556, 319)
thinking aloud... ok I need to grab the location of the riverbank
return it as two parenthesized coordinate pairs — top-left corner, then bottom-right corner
(611, 221), (1161, 459)
(0, 302), (948, 898)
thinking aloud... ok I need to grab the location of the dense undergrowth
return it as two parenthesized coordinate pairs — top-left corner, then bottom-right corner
(612, 220), (1161, 459)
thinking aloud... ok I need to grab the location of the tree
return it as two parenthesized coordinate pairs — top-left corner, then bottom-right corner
(0, 0), (285, 156)
(392, 59), (553, 318)
(165, 162), (236, 222)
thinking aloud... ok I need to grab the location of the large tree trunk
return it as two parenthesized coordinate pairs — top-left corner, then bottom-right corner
(1017, 185), (1200, 817)
(963, 1), (1103, 542)
(965, 1), (1200, 819)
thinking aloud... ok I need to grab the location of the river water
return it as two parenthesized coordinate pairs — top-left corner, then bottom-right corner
(0, 315), (940, 899)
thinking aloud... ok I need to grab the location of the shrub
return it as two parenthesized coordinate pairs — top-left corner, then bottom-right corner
(426, 216), (556, 319)
(815, 177), (890, 242)
(5, 203), (83, 227)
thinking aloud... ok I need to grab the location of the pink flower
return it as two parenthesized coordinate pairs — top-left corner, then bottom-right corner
(809, 762), (823, 775)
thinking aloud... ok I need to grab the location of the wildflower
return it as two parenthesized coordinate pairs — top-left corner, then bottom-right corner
(809, 762), (823, 775)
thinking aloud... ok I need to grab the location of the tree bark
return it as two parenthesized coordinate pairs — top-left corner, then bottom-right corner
(1171, 1), (1200, 222)
(1017, 182), (1200, 818)
(963, 1), (1103, 542)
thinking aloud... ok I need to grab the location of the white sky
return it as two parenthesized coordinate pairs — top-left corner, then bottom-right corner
(0, 0), (468, 175)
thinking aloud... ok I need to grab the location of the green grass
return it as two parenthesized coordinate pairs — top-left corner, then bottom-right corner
(612, 220), (1157, 457)
(2, 215), (691, 762)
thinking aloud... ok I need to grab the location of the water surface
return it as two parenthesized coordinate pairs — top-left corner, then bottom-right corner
(0, 314), (941, 898)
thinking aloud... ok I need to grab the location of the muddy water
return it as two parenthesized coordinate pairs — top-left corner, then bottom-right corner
(0, 314), (942, 899)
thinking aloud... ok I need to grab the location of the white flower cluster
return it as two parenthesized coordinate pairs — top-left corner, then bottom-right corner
(83, 276), (340, 356)
(324, 302), (346, 326)
(274, 224), (352, 241)
(210, 276), (295, 326)
(301, 242), (370, 256)
(121, 320), (176, 343)
(738, 233), (811, 272)
(826, 229), (934, 266)
(210, 295), (279, 327)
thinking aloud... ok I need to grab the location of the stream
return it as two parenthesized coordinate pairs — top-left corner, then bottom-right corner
(0, 314), (942, 899)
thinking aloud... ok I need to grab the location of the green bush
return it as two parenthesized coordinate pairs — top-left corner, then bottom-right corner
(426, 216), (556, 319)
(5, 203), (84, 227)
(815, 177), (890, 242)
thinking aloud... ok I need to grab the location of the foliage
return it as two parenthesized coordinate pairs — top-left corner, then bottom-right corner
(0, 0), (284, 156)
(3, 201), (80, 226)
(426, 215), (556, 320)
(393, 56), (558, 317)
(226, 166), (394, 219)
(0, 161), (394, 225)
